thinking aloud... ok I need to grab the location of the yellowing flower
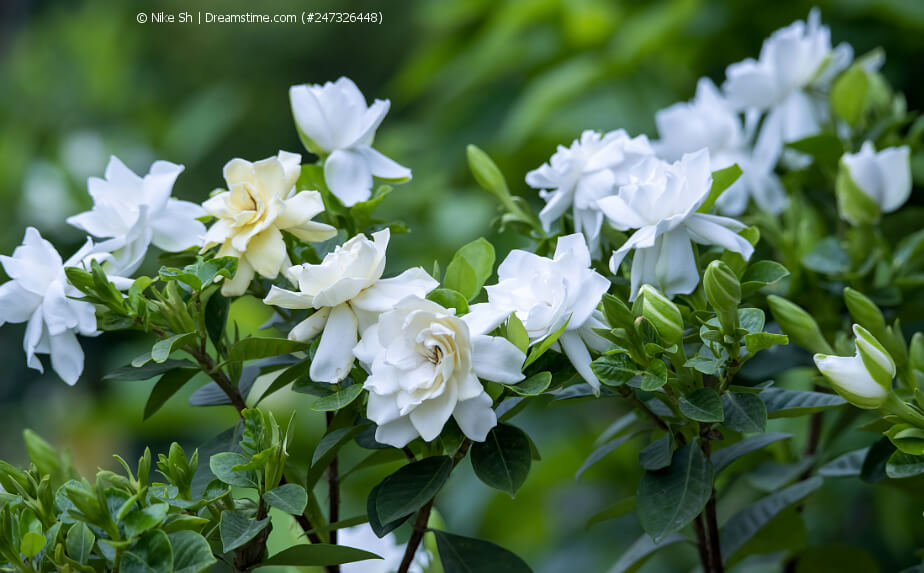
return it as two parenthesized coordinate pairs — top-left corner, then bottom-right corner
(202, 151), (336, 296)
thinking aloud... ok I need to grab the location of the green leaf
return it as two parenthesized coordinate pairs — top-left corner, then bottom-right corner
(760, 388), (846, 418)
(209, 453), (258, 488)
(426, 288), (469, 314)
(744, 332), (789, 355)
(637, 442), (714, 542)
(786, 133), (845, 166)
(159, 257), (237, 291)
(679, 388), (724, 422)
(802, 237), (850, 275)
(640, 360), (668, 391)
(152, 333), (196, 363)
(258, 544), (383, 568)
(204, 293), (229, 349)
(711, 432), (794, 474)
(263, 483), (309, 514)
(375, 456), (452, 525)
(506, 313), (530, 355)
(104, 359), (197, 381)
(257, 361), (310, 404)
(818, 448), (868, 478)
(219, 510), (270, 553)
(310, 384), (364, 412)
(591, 353), (640, 387)
(367, 481), (410, 538)
(576, 434), (633, 480)
(609, 533), (687, 573)
(121, 529), (173, 573)
(638, 434), (673, 471)
(722, 392), (767, 432)
(698, 164), (742, 213)
(738, 308), (765, 335)
(503, 372), (551, 396)
(720, 476), (823, 560)
(433, 530), (532, 573)
(831, 65), (870, 125)
(143, 369), (198, 420)
(169, 531), (216, 573)
(20, 531), (45, 558)
(523, 317), (570, 368)
(471, 424), (532, 497)
(227, 337), (309, 363)
(585, 497), (636, 530)
(66, 522), (95, 564)
(123, 503), (169, 538)
(741, 261), (790, 296)
(444, 238), (495, 300)
(308, 425), (366, 488)
(886, 451), (924, 479)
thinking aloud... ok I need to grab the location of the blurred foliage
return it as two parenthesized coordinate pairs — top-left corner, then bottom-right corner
(1, 0), (923, 571)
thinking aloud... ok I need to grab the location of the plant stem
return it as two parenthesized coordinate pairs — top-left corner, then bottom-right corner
(326, 411), (340, 571)
(692, 515), (712, 572)
(704, 493), (724, 573)
(188, 343), (248, 415)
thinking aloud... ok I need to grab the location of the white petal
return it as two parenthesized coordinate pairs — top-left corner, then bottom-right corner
(374, 417), (419, 448)
(290, 85), (335, 152)
(408, 384), (458, 442)
(310, 303), (358, 383)
(537, 188), (573, 232)
(276, 190), (326, 229)
(462, 303), (511, 337)
(877, 146), (912, 213)
(324, 149), (373, 207)
(354, 99), (391, 147)
(221, 257), (254, 297)
(290, 307), (331, 342)
(684, 213), (754, 259)
(264, 285), (315, 309)
(151, 200), (207, 252)
(559, 330), (600, 394)
(654, 228), (701, 298)
(244, 227), (287, 279)
(42, 280), (78, 335)
(0, 281), (41, 325)
(49, 330), (84, 385)
(351, 268), (438, 314)
(357, 146), (411, 181)
(452, 392), (497, 442)
(471, 335), (525, 384)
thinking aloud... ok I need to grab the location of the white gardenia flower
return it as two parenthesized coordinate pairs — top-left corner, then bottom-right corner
(481, 234), (610, 393)
(67, 156), (206, 276)
(526, 129), (652, 257)
(597, 150), (754, 300)
(839, 141), (912, 223)
(654, 78), (787, 216)
(290, 77), (411, 207)
(202, 151), (337, 297)
(353, 296), (525, 448)
(814, 324), (894, 409)
(722, 9), (852, 165)
(263, 229), (437, 384)
(0, 228), (100, 384)
(338, 524), (430, 573)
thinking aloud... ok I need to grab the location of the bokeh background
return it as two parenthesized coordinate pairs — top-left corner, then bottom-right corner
(1, 0), (923, 571)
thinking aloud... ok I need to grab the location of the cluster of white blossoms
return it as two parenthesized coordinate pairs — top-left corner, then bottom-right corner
(0, 8), (915, 457)
(529, 8), (912, 301)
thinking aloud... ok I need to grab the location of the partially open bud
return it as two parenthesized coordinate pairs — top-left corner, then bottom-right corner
(634, 285), (684, 346)
(836, 142), (912, 226)
(814, 324), (893, 410)
(767, 295), (833, 355)
(844, 287), (886, 334)
(853, 324), (896, 389)
(704, 260), (740, 335)
(911, 332), (924, 373)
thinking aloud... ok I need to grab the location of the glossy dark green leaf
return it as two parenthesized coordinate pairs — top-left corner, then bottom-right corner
(640, 360), (668, 391)
(471, 424), (532, 497)
(591, 353), (640, 387)
(219, 510), (270, 552)
(523, 317), (570, 368)
(722, 392), (767, 432)
(227, 337), (308, 363)
(886, 451), (924, 479)
(375, 456), (452, 525)
(123, 503), (169, 538)
(121, 529), (173, 573)
(679, 388), (724, 422)
(576, 434), (634, 480)
(760, 388), (846, 418)
(433, 530), (532, 573)
(258, 544), (383, 568)
(637, 442), (714, 542)
(711, 432), (793, 474)
(504, 371), (551, 396)
(818, 448), (868, 478)
(585, 497), (636, 530)
(204, 292), (229, 349)
(638, 434), (673, 471)
(366, 481), (410, 538)
(105, 360), (198, 381)
(744, 332), (789, 355)
(66, 521), (95, 564)
(720, 476), (823, 560)
(310, 384), (364, 412)
(263, 483), (309, 514)
(609, 533), (687, 573)
(209, 452), (258, 488)
(169, 530), (216, 573)
(144, 369), (198, 420)
(152, 333), (197, 364)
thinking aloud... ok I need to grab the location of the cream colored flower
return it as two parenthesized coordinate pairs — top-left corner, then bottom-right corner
(202, 151), (336, 296)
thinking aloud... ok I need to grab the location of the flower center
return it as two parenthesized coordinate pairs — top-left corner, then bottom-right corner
(426, 345), (443, 365)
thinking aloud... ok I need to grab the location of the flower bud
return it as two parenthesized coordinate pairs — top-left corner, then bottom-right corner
(704, 260), (740, 334)
(910, 332), (924, 373)
(844, 287), (886, 334)
(836, 142), (912, 226)
(634, 285), (684, 346)
(767, 295), (833, 355)
(853, 324), (896, 389)
(467, 145), (511, 201)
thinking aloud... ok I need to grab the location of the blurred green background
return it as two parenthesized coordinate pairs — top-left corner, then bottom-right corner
(1, 0), (923, 571)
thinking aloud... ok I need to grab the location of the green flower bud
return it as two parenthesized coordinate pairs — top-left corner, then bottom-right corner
(767, 295), (833, 355)
(843, 287), (886, 334)
(634, 285), (684, 346)
(910, 332), (924, 373)
(854, 324), (896, 389)
(836, 155), (881, 226)
(466, 145), (511, 201)
(704, 260), (740, 335)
